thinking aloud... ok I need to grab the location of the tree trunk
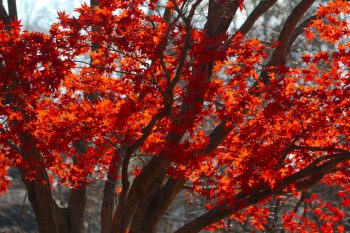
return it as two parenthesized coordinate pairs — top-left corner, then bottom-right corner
(129, 177), (185, 233)
(101, 152), (121, 233)
(67, 187), (87, 233)
(24, 180), (62, 233)
(101, 177), (118, 233)
(25, 180), (87, 233)
(19, 132), (62, 233)
(129, 173), (166, 233)
(20, 133), (86, 233)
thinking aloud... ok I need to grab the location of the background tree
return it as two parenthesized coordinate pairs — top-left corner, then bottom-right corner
(0, 0), (349, 233)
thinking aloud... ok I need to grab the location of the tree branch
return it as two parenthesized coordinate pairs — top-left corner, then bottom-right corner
(205, 0), (239, 37)
(0, 2), (10, 25)
(286, 14), (317, 54)
(238, 0), (277, 36)
(260, 0), (316, 84)
(101, 150), (122, 233)
(173, 189), (271, 233)
(293, 145), (350, 155)
(7, 0), (17, 20)
(173, 151), (350, 233)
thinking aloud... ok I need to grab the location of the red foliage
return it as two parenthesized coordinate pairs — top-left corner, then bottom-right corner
(0, 0), (349, 232)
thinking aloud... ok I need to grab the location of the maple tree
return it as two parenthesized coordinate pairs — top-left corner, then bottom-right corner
(0, 0), (349, 232)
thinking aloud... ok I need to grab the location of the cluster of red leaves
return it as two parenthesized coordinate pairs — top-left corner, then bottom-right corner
(0, 0), (349, 231)
(282, 196), (346, 233)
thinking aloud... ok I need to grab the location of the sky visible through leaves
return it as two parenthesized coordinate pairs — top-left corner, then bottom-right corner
(4, 0), (87, 30)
